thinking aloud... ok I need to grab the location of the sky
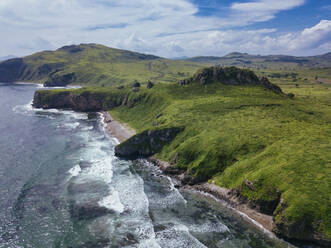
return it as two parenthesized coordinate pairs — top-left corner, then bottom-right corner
(0, 0), (330, 58)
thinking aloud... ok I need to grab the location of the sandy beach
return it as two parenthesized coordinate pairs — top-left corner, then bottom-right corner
(102, 111), (136, 142)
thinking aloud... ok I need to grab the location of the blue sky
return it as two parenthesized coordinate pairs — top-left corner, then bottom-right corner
(0, 0), (330, 58)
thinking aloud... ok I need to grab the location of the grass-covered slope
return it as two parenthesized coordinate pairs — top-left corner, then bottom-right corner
(0, 44), (202, 86)
(33, 66), (331, 245)
(109, 71), (331, 245)
(185, 52), (331, 70)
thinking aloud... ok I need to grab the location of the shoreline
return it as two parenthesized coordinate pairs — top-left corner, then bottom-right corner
(100, 112), (278, 239)
(102, 111), (136, 142)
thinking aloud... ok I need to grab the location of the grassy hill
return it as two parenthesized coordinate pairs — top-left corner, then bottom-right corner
(33, 66), (331, 246)
(0, 44), (202, 86)
(185, 52), (331, 70)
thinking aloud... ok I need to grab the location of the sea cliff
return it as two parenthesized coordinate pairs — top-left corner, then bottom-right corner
(32, 66), (331, 247)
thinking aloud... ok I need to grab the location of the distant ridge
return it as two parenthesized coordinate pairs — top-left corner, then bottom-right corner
(0, 43), (201, 86)
(184, 51), (331, 68)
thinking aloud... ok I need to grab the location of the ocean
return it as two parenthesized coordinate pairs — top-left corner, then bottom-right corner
(0, 83), (292, 248)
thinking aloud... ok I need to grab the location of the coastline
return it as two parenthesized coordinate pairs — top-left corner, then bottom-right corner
(100, 111), (277, 238)
(102, 111), (136, 142)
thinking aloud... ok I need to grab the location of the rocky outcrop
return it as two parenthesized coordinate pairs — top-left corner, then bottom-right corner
(274, 201), (331, 246)
(0, 58), (27, 82)
(115, 127), (184, 159)
(44, 73), (76, 87)
(147, 81), (154, 89)
(32, 89), (147, 112)
(33, 91), (75, 109)
(179, 66), (283, 94)
(260, 77), (282, 94)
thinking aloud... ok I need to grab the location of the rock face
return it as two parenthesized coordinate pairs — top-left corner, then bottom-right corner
(115, 127), (183, 159)
(32, 89), (148, 112)
(179, 66), (283, 94)
(44, 73), (76, 87)
(147, 81), (154, 89)
(260, 77), (282, 94)
(34, 90), (121, 111)
(0, 58), (26, 82)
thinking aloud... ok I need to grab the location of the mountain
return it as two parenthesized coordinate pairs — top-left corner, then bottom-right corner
(185, 52), (331, 69)
(0, 44), (202, 86)
(1, 44), (330, 86)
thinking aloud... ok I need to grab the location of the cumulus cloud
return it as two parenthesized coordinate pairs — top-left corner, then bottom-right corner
(0, 0), (328, 57)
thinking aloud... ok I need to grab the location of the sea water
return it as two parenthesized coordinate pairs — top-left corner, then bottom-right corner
(0, 83), (296, 248)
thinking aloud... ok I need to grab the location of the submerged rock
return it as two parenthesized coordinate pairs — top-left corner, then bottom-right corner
(69, 202), (114, 220)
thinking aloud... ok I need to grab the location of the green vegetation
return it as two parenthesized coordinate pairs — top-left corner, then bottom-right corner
(185, 52), (331, 70)
(35, 65), (331, 243)
(106, 70), (331, 243)
(27, 44), (331, 245)
(0, 44), (202, 86)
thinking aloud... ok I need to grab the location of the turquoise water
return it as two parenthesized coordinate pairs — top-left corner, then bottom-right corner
(0, 83), (295, 248)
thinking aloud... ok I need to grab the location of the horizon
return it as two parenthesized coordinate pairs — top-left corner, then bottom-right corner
(0, 0), (330, 58)
(1, 43), (331, 61)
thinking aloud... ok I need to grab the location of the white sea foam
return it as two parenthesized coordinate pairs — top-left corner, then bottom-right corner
(192, 189), (275, 238)
(68, 164), (81, 177)
(98, 190), (124, 213)
(63, 122), (80, 129)
(81, 126), (94, 131)
(189, 222), (229, 233)
(155, 223), (208, 248)
(12, 100), (34, 114)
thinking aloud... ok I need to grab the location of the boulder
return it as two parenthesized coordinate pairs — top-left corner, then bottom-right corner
(147, 81), (154, 89)
(132, 82), (141, 88)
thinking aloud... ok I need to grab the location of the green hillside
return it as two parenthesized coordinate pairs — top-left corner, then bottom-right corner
(34, 66), (331, 246)
(0, 44), (202, 86)
(185, 52), (331, 70)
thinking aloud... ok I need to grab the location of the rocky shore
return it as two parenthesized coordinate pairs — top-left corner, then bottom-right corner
(31, 66), (331, 246)
(101, 112), (278, 238)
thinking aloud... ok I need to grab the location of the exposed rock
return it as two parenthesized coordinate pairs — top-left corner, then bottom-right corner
(179, 79), (190, 86)
(115, 127), (184, 159)
(156, 113), (163, 119)
(244, 179), (256, 191)
(147, 81), (154, 89)
(69, 202), (114, 220)
(37, 63), (64, 77)
(178, 66), (283, 94)
(44, 72), (76, 87)
(58, 45), (84, 53)
(0, 58), (27, 82)
(287, 92), (295, 99)
(132, 82), (141, 88)
(33, 89), (147, 112)
(260, 77), (282, 94)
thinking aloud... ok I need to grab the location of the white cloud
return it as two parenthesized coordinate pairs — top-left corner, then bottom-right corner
(0, 0), (328, 58)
